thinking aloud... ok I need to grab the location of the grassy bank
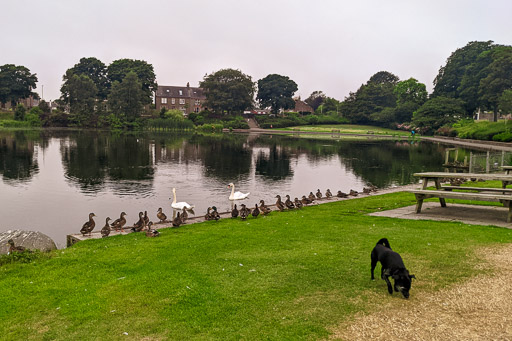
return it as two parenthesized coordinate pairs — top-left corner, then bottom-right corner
(277, 124), (410, 136)
(1, 192), (511, 340)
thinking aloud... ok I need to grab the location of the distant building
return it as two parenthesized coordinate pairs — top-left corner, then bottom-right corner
(282, 99), (314, 115)
(243, 109), (271, 115)
(0, 95), (39, 110)
(155, 83), (206, 115)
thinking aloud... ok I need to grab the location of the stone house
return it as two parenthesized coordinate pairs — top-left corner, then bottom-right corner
(155, 83), (206, 115)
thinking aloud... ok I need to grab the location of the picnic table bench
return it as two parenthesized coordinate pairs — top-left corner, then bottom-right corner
(408, 172), (512, 223)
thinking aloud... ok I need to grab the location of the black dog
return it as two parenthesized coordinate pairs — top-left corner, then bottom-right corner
(371, 238), (415, 299)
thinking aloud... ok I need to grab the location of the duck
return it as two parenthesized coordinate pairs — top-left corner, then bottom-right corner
(294, 197), (303, 209)
(362, 187), (371, 194)
(80, 213), (96, 236)
(101, 217), (111, 238)
(211, 206), (221, 221)
(180, 207), (188, 224)
(285, 195), (295, 209)
(259, 200), (271, 215)
(205, 207), (213, 221)
(228, 183), (250, 200)
(316, 189), (323, 199)
(143, 211), (150, 226)
(146, 222), (160, 237)
(349, 189), (359, 196)
(131, 212), (145, 232)
(252, 204), (260, 218)
(111, 212), (127, 232)
(7, 239), (27, 253)
(172, 212), (182, 227)
(275, 195), (285, 211)
(337, 190), (348, 198)
(301, 195), (311, 205)
(308, 192), (316, 202)
(171, 188), (195, 210)
(325, 189), (333, 198)
(239, 204), (250, 220)
(231, 204), (239, 218)
(157, 208), (167, 223)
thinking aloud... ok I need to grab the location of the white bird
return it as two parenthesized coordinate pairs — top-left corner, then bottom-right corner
(171, 188), (195, 210)
(228, 183), (250, 200)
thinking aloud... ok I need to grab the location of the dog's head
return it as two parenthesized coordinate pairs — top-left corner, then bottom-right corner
(391, 269), (415, 299)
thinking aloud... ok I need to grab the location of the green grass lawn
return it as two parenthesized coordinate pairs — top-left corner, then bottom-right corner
(0, 111), (14, 120)
(1, 192), (511, 340)
(277, 124), (410, 136)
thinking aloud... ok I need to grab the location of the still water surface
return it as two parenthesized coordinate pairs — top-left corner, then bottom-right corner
(0, 130), (447, 247)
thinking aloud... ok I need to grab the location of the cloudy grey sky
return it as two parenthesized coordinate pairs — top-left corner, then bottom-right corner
(2, 0), (511, 102)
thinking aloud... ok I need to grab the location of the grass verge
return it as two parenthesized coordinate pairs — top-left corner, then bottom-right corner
(277, 124), (410, 136)
(0, 192), (510, 340)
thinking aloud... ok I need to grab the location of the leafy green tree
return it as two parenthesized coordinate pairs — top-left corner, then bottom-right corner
(38, 100), (51, 114)
(60, 70), (98, 124)
(0, 64), (38, 108)
(392, 78), (427, 123)
(63, 57), (109, 99)
(108, 71), (146, 122)
(256, 74), (298, 114)
(107, 59), (157, 105)
(200, 68), (255, 115)
(305, 91), (326, 111)
(14, 104), (26, 121)
(412, 97), (465, 134)
(317, 97), (342, 115)
(499, 89), (512, 114)
(164, 109), (185, 120)
(433, 41), (493, 98)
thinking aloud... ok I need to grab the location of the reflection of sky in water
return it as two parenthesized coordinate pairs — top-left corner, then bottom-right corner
(0, 134), (447, 248)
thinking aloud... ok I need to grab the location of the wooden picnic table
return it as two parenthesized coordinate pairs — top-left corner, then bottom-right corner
(409, 172), (512, 223)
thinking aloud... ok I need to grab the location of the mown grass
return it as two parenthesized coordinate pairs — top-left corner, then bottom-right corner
(0, 192), (510, 340)
(278, 124), (410, 136)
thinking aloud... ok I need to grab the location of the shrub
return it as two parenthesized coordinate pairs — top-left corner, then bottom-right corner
(14, 104), (26, 121)
(196, 123), (223, 133)
(493, 131), (512, 142)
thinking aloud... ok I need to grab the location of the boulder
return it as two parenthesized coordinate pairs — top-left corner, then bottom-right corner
(0, 230), (57, 254)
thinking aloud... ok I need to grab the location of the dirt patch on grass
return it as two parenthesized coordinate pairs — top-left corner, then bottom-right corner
(331, 243), (512, 340)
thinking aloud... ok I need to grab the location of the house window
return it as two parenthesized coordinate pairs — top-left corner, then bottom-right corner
(179, 99), (185, 105)
(195, 100), (201, 106)
(179, 90), (183, 96)
(171, 98), (175, 104)
(161, 98), (167, 104)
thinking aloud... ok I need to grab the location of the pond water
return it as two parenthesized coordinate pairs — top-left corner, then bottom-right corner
(0, 130), (449, 247)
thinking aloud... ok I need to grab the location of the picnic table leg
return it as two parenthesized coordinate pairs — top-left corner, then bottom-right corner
(434, 178), (447, 207)
(508, 202), (512, 223)
(502, 181), (509, 189)
(422, 177), (429, 190)
(415, 194), (424, 213)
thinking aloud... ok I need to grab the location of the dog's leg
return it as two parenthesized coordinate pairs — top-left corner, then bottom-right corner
(371, 253), (378, 280)
(383, 275), (393, 295)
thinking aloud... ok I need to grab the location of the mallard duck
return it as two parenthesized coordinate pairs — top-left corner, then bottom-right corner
(143, 211), (150, 226)
(131, 212), (145, 232)
(101, 217), (111, 238)
(349, 189), (359, 196)
(301, 195), (310, 205)
(211, 206), (221, 221)
(231, 204), (239, 218)
(111, 212), (127, 232)
(285, 195), (295, 209)
(171, 188), (195, 210)
(316, 189), (323, 199)
(252, 204), (260, 218)
(294, 197), (303, 209)
(205, 207), (213, 221)
(325, 189), (333, 198)
(308, 192), (316, 202)
(80, 213), (96, 236)
(181, 207), (188, 224)
(228, 183), (250, 200)
(275, 195), (285, 211)
(157, 208), (167, 223)
(362, 187), (371, 194)
(7, 239), (27, 253)
(239, 204), (249, 220)
(172, 212), (182, 227)
(259, 200), (271, 215)
(337, 190), (348, 198)
(146, 222), (160, 237)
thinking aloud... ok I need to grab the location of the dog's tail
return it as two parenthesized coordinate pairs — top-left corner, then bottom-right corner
(376, 238), (391, 248)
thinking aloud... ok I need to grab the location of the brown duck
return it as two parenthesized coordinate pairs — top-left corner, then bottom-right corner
(111, 212), (127, 232)
(275, 195), (285, 211)
(80, 213), (96, 236)
(101, 217), (111, 238)
(157, 208), (167, 223)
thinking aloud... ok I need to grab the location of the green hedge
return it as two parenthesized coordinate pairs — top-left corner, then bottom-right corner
(256, 113), (348, 129)
(454, 120), (509, 141)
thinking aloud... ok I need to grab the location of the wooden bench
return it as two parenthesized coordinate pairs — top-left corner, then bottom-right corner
(408, 189), (512, 222)
(441, 186), (512, 193)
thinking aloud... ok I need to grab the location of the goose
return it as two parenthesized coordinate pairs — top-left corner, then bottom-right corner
(275, 195), (285, 211)
(252, 204), (260, 218)
(181, 207), (188, 224)
(111, 212), (127, 232)
(131, 212), (145, 232)
(146, 222), (160, 237)
(308, 192), (316, 202)
(228, 183), (250, 200)
(171, 188), (195, 210)
(337, 190), (348, 198)
(172, 212), (182, 227)
(231, 204), (239, 218)
(211, 206), (221, 221)
(239, 204), (249, 220)
(316, 189), (323, 199)
(294, 197), (303, 209)
(325, 189), (333, 198)
(7, 239), (28, 253)
(157, 208), (167, 223)
(80, 213), (96, 236)
(205, 207), (213, 221)
(285, 195), (295, 209)
(101, 217), (111, 238)
(259, 200), (271, 215)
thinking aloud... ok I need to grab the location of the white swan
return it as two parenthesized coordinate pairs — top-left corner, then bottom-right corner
(171, 188), (195, 210)
(228, 183), (250, 200)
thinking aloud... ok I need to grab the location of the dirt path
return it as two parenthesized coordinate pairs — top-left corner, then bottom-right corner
(331, 244), (512, 340)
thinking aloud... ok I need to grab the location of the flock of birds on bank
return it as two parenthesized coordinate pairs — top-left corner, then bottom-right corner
(78, 184), (379, 238)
